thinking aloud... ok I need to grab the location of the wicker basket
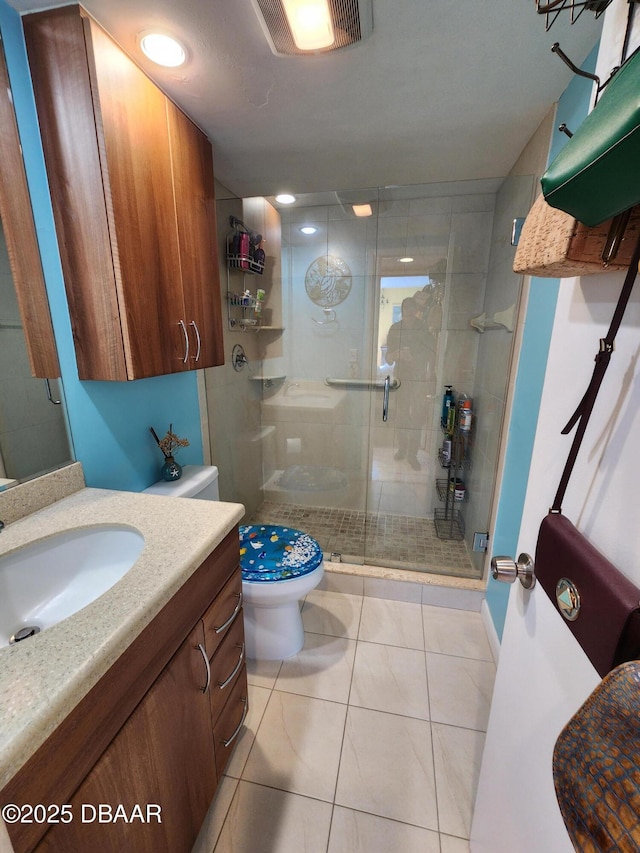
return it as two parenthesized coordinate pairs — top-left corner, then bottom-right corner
(513, 194), (640, 278)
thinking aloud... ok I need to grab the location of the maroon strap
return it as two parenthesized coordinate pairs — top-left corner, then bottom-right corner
(552, 231), (640, 513)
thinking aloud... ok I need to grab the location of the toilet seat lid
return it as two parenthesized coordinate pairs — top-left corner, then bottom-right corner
(239, 525), (323, 582)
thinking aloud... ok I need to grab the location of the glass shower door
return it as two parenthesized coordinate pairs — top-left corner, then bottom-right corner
(361, 183), (489, 578)
(261, 178), (515, 580)
(263, 189), (379, 564)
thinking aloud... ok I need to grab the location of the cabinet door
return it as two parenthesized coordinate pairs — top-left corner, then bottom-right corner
(167, 100), (224, 369)
(87, 19), (188, 380)
(35, 622), (216, 853)
(23, 7), (128, 381)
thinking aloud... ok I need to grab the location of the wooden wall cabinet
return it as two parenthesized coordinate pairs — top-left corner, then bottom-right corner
(1, 527), (248, 853)
(23, 5), (224, 381)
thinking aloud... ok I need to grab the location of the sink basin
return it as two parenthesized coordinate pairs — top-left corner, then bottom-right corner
(0, 525), (145, 647)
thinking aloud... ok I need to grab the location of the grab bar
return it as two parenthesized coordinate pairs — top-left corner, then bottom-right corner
(324, 377), (401, 390)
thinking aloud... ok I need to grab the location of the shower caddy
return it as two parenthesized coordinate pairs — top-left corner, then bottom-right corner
(435, 410), (471, 541)
(225, 216), (283, 333)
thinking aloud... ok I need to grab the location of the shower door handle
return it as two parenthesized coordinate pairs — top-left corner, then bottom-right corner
(382, 374), (391, 422)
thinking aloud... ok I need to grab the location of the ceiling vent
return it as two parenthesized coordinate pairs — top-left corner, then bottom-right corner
(251, 0), (373, 57)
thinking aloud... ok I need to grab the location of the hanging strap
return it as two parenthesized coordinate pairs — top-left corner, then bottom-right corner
(551, 230), (640, 513)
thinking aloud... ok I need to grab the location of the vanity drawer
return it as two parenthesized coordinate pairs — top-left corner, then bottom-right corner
(213, 665), (248, 780)
(202, 568), (242, 657)
(209, 608), (245, 726)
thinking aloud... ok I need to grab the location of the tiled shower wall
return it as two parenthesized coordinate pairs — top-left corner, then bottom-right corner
(465, 175), (534, 574)
(204, 187), (264, 520)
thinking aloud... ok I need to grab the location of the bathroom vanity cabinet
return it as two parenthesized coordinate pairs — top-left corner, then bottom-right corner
(23, 5), (224, 381)
(1, 527), (247, 853)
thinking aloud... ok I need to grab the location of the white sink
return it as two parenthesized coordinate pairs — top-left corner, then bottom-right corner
(0, 525), (145, 647)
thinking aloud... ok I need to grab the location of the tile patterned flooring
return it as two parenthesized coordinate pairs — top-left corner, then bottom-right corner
(192, 585), (496, 852)
(248, 502), (475, 578)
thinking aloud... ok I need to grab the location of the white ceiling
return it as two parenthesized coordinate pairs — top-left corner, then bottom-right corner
(8, 0), (602, 199)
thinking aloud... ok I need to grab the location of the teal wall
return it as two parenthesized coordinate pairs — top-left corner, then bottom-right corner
(486, 43), (600, 639)
(0, 0), (205, 491)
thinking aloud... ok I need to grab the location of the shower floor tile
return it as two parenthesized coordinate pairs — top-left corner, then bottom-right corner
(247, 502), (476, 579)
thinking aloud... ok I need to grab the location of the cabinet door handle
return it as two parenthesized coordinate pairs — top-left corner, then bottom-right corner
(196, 643), (211, 693)
(223, 697), (248, 748)
(190, 320), (201, 361)
(214, 592), (243, 634)
(218, 643), (245, 690)
(179, 320), (190, 363)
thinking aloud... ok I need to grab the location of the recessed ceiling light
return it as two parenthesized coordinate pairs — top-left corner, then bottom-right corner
(275, 194), (297, 204)
(352, 203), (373, 217)
(300, 226), (318, 235)
(139, 31), (187, 68)
(398, 257), (414, 263)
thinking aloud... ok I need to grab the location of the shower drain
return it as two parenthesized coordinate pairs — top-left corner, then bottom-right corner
(10, 625), (41, 644)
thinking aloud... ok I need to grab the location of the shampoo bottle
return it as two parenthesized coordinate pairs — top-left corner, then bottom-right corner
(442, 385), (454, 429)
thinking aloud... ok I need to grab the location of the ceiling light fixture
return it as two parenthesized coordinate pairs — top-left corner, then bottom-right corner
(281, 0), (334, 51)
(139, 31), (187, 67)
(275, 193), (297, 204)
(300, 225), (318, 234)
(398, 257), (414, 264)
(251, 0), (373, 57)
(352, 203), (373, 217)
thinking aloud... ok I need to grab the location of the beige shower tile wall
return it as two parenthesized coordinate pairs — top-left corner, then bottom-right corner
(465, 109), (555, 575)
(464, 176), (533, 572)
(203, 191), (265, 520)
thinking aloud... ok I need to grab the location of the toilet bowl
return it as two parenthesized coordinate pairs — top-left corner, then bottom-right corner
(240, 524), (324, 660)
(143, 465), (324, 661)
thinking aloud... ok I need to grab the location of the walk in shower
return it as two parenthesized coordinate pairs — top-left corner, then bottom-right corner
(207, 176), (533, 581)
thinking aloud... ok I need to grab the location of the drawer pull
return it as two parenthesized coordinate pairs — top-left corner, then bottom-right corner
(197, 643), (211, 693)
(218, 643), (245, 690)
(214, 592), (243, 634)
(223, 697), (248, 748)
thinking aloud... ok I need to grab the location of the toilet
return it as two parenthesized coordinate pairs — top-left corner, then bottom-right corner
(143, 465), (324, 661)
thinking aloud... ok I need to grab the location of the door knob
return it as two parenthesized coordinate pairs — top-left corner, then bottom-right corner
(491, 553), (536, 589)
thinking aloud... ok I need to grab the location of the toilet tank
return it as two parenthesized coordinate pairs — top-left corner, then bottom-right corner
(142, 465), (220, 500)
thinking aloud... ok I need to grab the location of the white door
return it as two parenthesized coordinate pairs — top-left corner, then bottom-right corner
(472, 8), (640, 849)
(472, 270), (640, 849)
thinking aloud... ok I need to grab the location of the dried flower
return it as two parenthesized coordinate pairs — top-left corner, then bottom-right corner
(150, 425), (189, 459)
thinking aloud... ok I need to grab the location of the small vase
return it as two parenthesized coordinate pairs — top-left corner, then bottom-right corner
(160, 456), (182, 481)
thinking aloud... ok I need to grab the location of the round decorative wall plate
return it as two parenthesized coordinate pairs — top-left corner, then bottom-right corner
(305, 254), (352, 307)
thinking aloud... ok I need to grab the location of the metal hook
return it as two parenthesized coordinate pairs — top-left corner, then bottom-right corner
(551, 43), (601, 89)
(558, 123), (573, 138)
(45, 378), (61, 405)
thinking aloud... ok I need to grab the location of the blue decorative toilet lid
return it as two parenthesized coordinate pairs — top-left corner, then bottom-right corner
(239, 525), (323, 582)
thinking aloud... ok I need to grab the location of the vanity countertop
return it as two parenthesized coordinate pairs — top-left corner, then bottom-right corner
(0, 486), (244, 791)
